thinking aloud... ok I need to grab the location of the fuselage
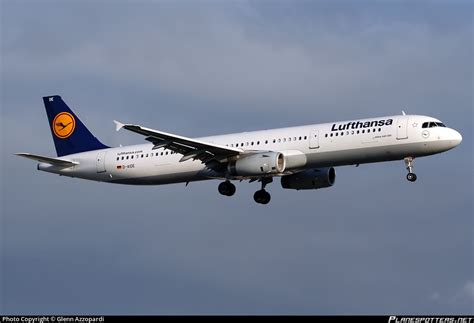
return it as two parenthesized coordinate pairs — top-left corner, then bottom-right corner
(38, 114), (462, 185)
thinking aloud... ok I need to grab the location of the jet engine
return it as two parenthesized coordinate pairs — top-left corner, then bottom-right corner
(228, 152), (285, 177)
(281, 167), (336, 190)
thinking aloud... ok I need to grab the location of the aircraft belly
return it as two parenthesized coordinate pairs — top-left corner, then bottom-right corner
(110, 171), (208, 185)
(107, 159), (210, 185)
(305, 141), (435, 168)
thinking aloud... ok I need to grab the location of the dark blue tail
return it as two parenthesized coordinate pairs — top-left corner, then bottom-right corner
(43, 95), (109, 157)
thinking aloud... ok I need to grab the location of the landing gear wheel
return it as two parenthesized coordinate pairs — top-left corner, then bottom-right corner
(218, 181), (236, 196)
(254, 189), (271, 205)
(404, 157), (418, 183)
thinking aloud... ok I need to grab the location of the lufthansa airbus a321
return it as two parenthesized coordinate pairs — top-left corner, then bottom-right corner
(17, 96), (462, 204)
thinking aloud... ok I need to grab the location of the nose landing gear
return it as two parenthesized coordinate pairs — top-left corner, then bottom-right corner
(404, 157), (417, 182)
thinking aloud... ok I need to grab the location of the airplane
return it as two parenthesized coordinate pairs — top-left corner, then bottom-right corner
(17, 95), (462, 204)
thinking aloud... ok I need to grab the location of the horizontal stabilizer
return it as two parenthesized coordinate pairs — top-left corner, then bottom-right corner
(16, 153), (78, 167)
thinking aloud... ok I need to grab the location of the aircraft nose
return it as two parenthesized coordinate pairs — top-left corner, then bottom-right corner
(450, 129), (462, 147)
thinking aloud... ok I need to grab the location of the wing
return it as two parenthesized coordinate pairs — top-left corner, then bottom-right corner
(16, 153), (78, 167)
(114, 121), (243, 167)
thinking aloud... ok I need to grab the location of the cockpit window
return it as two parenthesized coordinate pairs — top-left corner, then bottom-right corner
(422, 121), (446, 128)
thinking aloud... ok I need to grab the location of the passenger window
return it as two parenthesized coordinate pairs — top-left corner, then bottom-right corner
(304, 136), (307, 140)
(278, 139), (281, 143)
(325, 134), (328, 137)
(121, 156), (124, 160)
(362, 130), (365, 133)
(299, 136), (302, 140)
(131, 155), (134, 159)
(340, 132), (343, 136)
(357, 130), (360, 134)
(116, 157), (119, 161)
(126, 156), (129, 160)
(335, 133), (339, 137)
(330, 133), (333, 137)
(141, 154), (144, 158)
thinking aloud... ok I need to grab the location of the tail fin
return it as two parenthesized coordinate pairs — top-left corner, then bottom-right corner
(43, 95), (109, 157)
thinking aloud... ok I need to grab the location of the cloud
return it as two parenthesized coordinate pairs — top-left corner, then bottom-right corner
(456, 280), (474, 303)
(429, 280), (474, 312)
(3, 1), (472, 121)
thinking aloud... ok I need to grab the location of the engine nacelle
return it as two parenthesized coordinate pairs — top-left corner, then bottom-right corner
(281, 167), (336, 190)
(228, 152), (286, 177)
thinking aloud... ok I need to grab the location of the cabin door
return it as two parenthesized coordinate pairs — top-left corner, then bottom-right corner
(309, 130), (320, 149)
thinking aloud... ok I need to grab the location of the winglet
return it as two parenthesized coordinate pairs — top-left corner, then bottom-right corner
(114, 120), (125, 132)
(402, 110), (406, 116)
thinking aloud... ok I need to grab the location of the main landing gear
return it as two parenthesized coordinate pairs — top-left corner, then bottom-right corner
(254, 178), (272, 205)
(218, 178), (272, 204)
(404, 157), (417, 182)
(218, 180), (236, 196)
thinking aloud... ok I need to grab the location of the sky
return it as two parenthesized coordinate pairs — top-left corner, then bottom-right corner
(1, 0), (473, 315)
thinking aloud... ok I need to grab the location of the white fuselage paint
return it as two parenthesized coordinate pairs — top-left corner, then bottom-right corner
(38, 115), (462, 185)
